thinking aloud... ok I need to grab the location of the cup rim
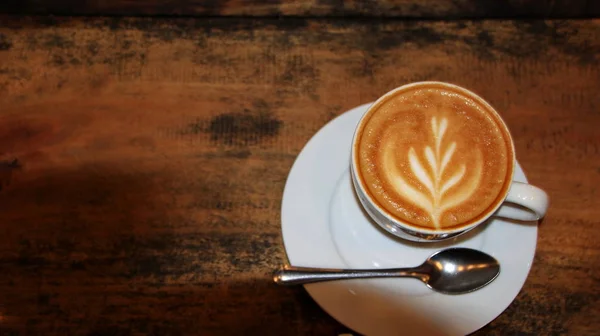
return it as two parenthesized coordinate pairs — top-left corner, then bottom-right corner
(350, 81), (516, 236)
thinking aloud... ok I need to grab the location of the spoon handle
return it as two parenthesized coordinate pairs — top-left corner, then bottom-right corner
(273, 265), (425, 286)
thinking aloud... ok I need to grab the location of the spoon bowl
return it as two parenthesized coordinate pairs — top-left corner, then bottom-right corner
(273, 248), (500, 294)
(423, 248), (500, 294)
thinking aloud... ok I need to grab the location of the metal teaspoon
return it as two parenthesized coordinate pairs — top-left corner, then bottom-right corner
(273, 248), (500, 294)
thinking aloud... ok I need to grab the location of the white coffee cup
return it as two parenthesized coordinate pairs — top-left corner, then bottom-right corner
(350, 81), (549, 242)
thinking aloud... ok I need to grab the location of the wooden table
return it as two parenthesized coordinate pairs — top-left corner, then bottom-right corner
(0, 3), (599, 334)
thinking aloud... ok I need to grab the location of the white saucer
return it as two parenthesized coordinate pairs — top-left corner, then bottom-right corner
(281, 103), (538, 336)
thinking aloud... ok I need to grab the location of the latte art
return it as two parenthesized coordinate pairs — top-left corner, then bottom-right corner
(354, 84), (514, 231)
(384, 117), (483, 228)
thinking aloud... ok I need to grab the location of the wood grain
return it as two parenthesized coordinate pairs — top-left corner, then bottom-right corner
(0, 0), (599, 18)
(0, 16), (599, 335)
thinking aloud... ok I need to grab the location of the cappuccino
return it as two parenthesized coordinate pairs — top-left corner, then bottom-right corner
(353, 83), (514, 231)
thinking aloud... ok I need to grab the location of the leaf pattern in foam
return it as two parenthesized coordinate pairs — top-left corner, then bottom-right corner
(384, 117), (483, 228)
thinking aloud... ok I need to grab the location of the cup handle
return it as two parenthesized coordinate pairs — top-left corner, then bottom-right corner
(494, 182), (549, 222)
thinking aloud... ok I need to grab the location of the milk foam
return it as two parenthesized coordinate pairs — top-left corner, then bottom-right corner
(382, 117), (482, 228)
(355, 84), (513, 230)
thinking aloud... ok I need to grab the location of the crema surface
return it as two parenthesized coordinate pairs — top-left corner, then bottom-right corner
(354, 84), (514, 230)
